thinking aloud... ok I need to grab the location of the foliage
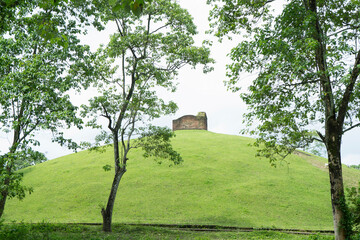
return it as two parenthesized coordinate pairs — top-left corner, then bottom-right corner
(208, 0), (360, 163)
(302, 131), (327, 157)
(0, 222), (30, 240)
(109, 0), (149, 16)
(11, 149), (48, 171)
(208, 1), (360, 238)
(347, 182), (360, 232)
(81, 0), (213, 232)
(0, 222), (335, 240)
(338, 195), (354, 238)
(135, 126), (183, 165)
(0, 155), (33, 201)
(0, 0), (96, 218)
(0, 0), (148, 35)
(0, 0), (24, 34)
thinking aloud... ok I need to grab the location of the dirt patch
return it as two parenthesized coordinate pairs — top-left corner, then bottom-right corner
(293, 150), (312, 157)
(294, 150), (328, 172)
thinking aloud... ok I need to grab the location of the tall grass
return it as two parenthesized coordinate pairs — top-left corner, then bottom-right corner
(0, 223), (335, 240)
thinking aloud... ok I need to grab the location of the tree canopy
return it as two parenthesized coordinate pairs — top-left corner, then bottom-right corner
(0, 0), (148, 35)
(0, 0), (96, 218)
(208, 0), (360, 239)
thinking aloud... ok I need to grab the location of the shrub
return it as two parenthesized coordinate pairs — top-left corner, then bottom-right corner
(347, 182), (360, 233)
(0, 222), (30, 240)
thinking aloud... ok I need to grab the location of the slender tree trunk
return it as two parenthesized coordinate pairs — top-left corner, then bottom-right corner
(326, 124), (348, 240)
(101, 167), (126, 232)
(101, 131), (127, 232)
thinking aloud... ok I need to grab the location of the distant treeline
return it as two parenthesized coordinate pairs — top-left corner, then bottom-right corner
(349, 164), (360, 170)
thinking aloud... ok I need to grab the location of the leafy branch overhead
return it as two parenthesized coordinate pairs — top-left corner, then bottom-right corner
(110, 0), (147, 16)
(0, 0), (150, 36)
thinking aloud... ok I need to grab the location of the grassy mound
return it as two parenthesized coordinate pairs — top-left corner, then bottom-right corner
(4, 130), (360, 230)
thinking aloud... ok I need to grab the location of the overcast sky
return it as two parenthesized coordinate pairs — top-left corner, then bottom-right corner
(1, 0), (359, 165)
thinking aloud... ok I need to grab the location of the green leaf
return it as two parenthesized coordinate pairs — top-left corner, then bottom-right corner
(103, 164), (112, 171)
(131, 0), (144, 16)
(109, 0), (117, 6)
(112, 3), (122, 12)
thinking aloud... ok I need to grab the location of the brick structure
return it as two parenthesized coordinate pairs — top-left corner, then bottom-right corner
(172, 112), (207, 131)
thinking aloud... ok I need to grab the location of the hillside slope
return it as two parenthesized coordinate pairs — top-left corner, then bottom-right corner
(4, 130), (360, 229)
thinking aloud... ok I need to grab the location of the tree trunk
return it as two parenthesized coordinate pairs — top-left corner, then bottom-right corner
(101, 167), (126, 232)
(326, 127), (348, 240)
(101, 131), (126, 232)
(328, 156), (346, 239)
(0, 189), (8, 218)
(0, 164), (12, 218)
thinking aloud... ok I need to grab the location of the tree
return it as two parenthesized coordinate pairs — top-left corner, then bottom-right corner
(0, 0), (95, 218)
(208, 0), (360, 239)
(0, 0), (148, 34)
(82, 0), (213, 232)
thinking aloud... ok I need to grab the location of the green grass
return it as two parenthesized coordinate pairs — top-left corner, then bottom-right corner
(0, 223), (335, 240)
(4, 131), (360, 230)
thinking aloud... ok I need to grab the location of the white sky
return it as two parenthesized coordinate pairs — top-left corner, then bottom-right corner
(0, 0), (359, 166)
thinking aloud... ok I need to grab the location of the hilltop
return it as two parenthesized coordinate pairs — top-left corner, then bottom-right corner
(4, 130), (360, 230)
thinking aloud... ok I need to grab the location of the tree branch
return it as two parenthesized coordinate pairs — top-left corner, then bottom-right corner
(337, 49), (360, 127)
(150, 23), (170, 35)
(121, 52), (126, 99)
(316, 130), (325, 142)
(280, 79), (321, 90)
(342, 123), (360, 134)
(115, 18), (124, 37)
(327, 27), (353, 38)
(19, 119), (40, 144)
(143, 13), (151, 57)
(114, 60), (138, 131)
(115, 18), (138, 59)
(312, 136), (324, 143)
(100, 102), (113, 131)
(309, 0), (336, 123)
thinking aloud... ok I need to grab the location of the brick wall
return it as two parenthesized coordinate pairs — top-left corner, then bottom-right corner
(172, 112), (207, 131)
